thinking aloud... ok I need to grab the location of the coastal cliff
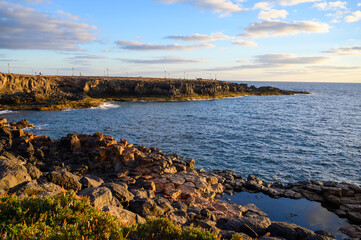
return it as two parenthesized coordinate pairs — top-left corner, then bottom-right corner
(0, 119), (360, 239)
(0, 73), (308, 111)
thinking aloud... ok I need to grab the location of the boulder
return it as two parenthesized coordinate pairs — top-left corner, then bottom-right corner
(10, 180), (64, 196)
(14, 119), (35, 129)
(0, 155), (32, 190)
(217, 216), (271, 237)
(268, 221), (316, 240)
(168, 210), (188, 225)
(101, 182), (134, 203)
(80, 175), (104, 188)
(128, 198), (165, 217)
(25, 163), (42, 179)
(102, 205), (145, 225)
(78, 187), (114, 209)
(47, 171), (82, 191)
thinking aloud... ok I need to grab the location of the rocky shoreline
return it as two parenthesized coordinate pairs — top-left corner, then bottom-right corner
(0, 73), (309, 111)
(0, 118), (360, 239)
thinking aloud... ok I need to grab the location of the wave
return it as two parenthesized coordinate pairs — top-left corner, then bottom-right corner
(23, 124), (49, 131)
(90, 102), (120, 110)
(0, 110), (16, 114)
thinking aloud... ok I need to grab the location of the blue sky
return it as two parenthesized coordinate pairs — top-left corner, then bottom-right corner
(0, 0), (360, 82)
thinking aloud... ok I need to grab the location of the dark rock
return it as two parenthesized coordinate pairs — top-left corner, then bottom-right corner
(25, 163), (42, 179)
(14, 119), (35, 129)
(80, 174), (104, 188)
(101, 182), (134, 203)
(78, 186), (114, 208)
(130, 189), (155, 199)
(201, 208), (216, 221)
(128, 198), (165, 217)
(155, 197), (173, 213)
(268, 221), (316, 240)
(247, 175), (263, 185)
(0, 155), (31, 190)
(10, 180), (64, 196)
(47, 171), (82, 191)
(217, 216), (271, 237)
(171, 201), (188, 212)
(168, 210), (188, 225)
(102, 205), (145, 225)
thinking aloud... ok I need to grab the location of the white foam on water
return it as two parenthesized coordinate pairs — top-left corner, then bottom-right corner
(0, 110), (16, 114)
(90, 102), (120, 110)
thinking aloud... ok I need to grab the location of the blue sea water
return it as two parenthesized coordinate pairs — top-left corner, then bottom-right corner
(1, 82), (360, 185)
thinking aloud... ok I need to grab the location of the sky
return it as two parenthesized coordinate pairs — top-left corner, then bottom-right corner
(0, 0), (360, 82)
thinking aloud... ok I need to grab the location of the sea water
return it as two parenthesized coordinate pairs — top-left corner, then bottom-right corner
(1, 82), (360, 185)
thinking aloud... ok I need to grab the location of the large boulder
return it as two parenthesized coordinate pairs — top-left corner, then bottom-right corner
(267, 222), (317, 240)
(10, 180), (64, 196)
(25, 163), (42, 179)
(128, 198), (165, 217)
(102, 205), (145, 225)
(47, 171), (82, 191)
(0, 155), (32, 190)
(80, 175), (104, 188)
(101, 182), (134, 203)
(217, 216), (271, 237)
(78, 186), (114, 209)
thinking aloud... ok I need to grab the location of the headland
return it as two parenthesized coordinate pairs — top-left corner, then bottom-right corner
(0, 73), (309, 111)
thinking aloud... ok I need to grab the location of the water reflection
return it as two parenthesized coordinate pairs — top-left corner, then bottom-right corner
(222, 192), (348, 239)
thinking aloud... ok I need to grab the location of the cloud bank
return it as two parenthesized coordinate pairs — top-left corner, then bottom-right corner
(118, 56), (204, 64)
(258, 9), (288, 20)
(0, 1), (97, 51)
(324, 46), (361, 55)
(344, 10), (361, 22)
(240, 20), (330, 38)
(164, 32), (232, 42)
(115, 40), (215, 51)
(154, 0), (244, 16)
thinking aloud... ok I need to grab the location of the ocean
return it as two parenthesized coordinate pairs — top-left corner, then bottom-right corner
(1, 82), (360, 185)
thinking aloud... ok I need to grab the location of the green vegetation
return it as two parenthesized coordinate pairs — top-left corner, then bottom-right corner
(124, 218), (219, 240)
(0, 191), (219, 240)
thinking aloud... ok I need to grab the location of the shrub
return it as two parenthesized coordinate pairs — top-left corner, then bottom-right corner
(0, 191), (219, 240)
(124, 218), (218, 240)
(0, 191), (125, 240)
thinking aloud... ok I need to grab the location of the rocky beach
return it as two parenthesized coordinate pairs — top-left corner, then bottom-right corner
(0, 118), (360, 239)
(0, 73), (308, 111)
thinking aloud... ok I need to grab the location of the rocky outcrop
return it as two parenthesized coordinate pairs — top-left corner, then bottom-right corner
(0, 73), (309, 111)
(0, 119), (356, 239)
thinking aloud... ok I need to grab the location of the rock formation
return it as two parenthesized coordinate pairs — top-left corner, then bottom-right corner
(1, 118), (358, 239)
(0, 73), (309, 111)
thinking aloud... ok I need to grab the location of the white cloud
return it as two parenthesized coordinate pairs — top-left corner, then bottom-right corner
(232, 39), (258, 47)
(240, 20), (330, 38)
(344, 10), (361, 22)
(258, 9), (288, 19)
(326, 10), (350, 23)
(0, 1), (97, 51)
(115, 40), (215, 51)
(57, 10), (80, 21)
(324, 46), (361, 55)
(358, 3), (361, 7)
(154, 0), (245, 16)
(69, 55), (107, 60)
(313, 1), (347, 10)
(165, 32), (233, 42)
(205, 53), (330, 71)
(118, 56), (204, 64)
(253, 2), (274, 10)
(255, 53), (329, 65)
(274, 0), (321, 6)
(19, 0), (51, 4)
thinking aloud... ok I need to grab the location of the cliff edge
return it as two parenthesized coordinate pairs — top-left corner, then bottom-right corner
(0, 73), (308, 111)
